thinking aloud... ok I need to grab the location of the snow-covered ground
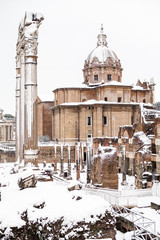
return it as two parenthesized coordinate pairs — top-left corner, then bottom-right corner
(0, 162), (160, 239)
(0, 164), (109, 227)
(0, 163), (115, 239)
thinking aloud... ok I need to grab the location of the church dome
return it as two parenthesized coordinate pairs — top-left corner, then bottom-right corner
(83, 25), (122, 86)
(86, 25), (119, 65)
(87, 45), (118, 64)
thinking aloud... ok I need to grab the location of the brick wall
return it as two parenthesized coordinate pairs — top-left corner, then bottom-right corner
(38, 145), (75, 163)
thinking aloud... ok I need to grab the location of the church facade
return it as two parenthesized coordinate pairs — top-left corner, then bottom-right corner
(51, 27), (154, 144)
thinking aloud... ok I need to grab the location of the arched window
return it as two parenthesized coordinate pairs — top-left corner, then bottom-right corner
(143, 99), (146, 103)
(104, 97), (108, 101)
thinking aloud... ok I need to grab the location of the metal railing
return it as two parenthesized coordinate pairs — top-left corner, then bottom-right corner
(112, 204), (160, 240)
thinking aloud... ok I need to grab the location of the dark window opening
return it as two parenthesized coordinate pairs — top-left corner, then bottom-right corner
(107, 74), (112, 81)
(118, 97), (122, 102)
(143, 99), (146, 103)
(118, 76), (120, 82)
(84, 152), (86, 165)
(131, 116), (134, 125)
(88, 134), (92, 138)
(104, 97), (108, 101)
(87, 116), (91, 126)
(94, 75), (98, 82)
(152, 143), (156, 154)
(103, 116), (107, 125)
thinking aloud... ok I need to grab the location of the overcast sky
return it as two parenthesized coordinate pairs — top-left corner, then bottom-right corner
(0, 0), (160, 115)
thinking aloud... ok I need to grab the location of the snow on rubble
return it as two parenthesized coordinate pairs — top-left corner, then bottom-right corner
(0, 174), (109, 229)
(0, 164), (116, 239)
(133, 131), (151, 154)
(134, 131), (151, 146)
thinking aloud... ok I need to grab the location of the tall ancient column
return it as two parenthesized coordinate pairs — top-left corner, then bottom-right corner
(23, 13), (44, 164)
(19, 50), (25, 161)
(15, 55), (21, 163)
(15, 12), (44, 164)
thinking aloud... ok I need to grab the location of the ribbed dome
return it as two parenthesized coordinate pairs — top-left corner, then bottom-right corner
(87, 45), (118, 63)
(86, 25), (119, 64)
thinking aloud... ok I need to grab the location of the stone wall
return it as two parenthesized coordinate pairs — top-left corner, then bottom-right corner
(90, 146), (118, 189)
(38, 145), (75, 164)
(37, 101), (54, 140)
(52, 103), (139, 143)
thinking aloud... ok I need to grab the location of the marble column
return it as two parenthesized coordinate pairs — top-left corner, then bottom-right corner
(23, 13), (44, 164)
(16, 13), (44, 164)
(19, 50), (25, 161)
(76, 144), (80, 180)
(122, 145), (126, 182)
(23, 40), (39, 164)
(68, 145), (71, 177)
(15, 57), (21, 163)
(60, 144), (64, 176)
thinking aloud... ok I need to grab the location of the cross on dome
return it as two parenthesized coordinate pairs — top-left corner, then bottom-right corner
(97, 24), (108, 47)
(100, 24), (103, 33)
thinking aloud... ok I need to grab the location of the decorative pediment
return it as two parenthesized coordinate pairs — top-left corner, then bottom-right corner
(91, 57), (99, 65)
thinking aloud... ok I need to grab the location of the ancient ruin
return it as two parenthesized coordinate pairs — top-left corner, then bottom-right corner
(15, 12), (44, 164)
(90, 146), (118, 189)
(14, 18), (160, 191)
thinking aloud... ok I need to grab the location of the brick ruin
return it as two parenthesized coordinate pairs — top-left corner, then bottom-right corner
(92, 104), (160, 189)
(90, 146), (118, 189)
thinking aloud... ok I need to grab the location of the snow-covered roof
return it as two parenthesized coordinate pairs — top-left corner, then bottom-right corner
(90, 80), (132, 88)
(132, 85), (150, 91)
(53, 80), (133, 92)
(87, 45), (118, 63)
(59, 100), (153, 107)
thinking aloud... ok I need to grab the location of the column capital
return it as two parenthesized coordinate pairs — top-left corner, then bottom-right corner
(24, 39), (38, 57)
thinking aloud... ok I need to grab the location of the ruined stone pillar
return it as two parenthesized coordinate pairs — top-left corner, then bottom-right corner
(23, 13), (44, 164)
(80, 142), (84, 170)
(87, 142), (91, 183)
(19, 51), (25, 161)
(67, 146), (71, 177)
(76, 144), (80, 180)
(15, 56), (21, 163)
(128, 138), (135, 175)
(16, 12), (44, 164)
(54, 144), (57, 172)
(122, 145), (126, 182)
(24, 41), (38, 163)
(60, 144), (64, 176)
